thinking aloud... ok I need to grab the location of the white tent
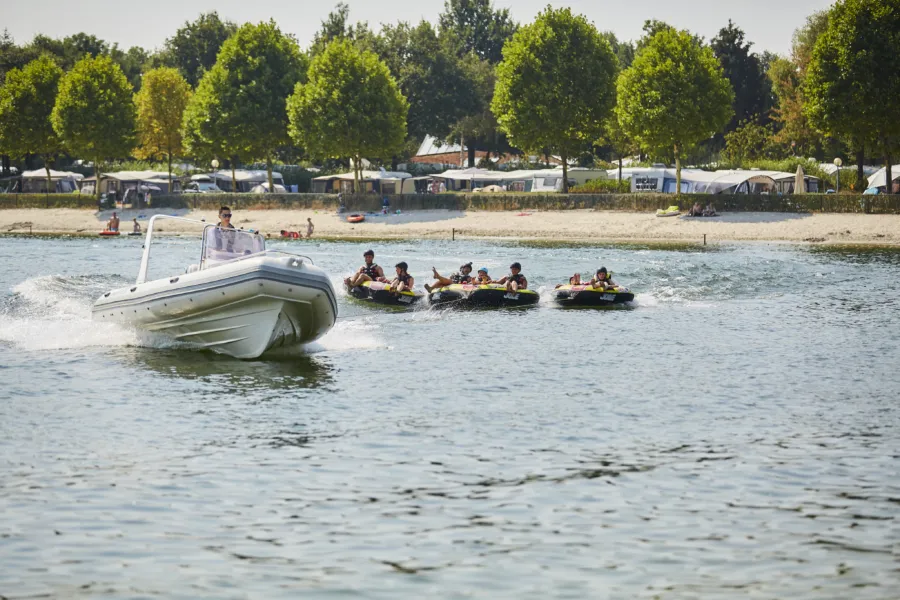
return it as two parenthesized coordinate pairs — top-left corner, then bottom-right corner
(866, 165), (900, 190)
(22, 169), (84, 180)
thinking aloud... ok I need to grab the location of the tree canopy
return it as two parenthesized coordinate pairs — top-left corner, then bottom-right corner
(711, 21), (772, 132)
(207, 21), (307, 189)
(135, 67), (192, 189)
(51, 54), (136, 197)
(0, 55), (64, 189)
(438, 0), (517, 64)
(617, 27), (734, 190)
(805, 0), (900, 190)
(287, 39), (408, 189)
(163, 12), (237, 88)
(492, 7), (618, 191)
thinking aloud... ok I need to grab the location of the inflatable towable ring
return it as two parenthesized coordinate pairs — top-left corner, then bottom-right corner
(347, 214), (365, 223)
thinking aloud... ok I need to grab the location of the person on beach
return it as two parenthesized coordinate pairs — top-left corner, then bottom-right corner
(495, 262), (528, 292)
(107, 212), (120, 232)
(306, 218), (314, 238)
(424, 262), (474, 292)
(474, 267), (492, 285)
(703, 202), (717, 217)
(689, 203), (703, 217)
(389, 262), (414, 294)
(345, 249), (385, 288)
(589, 268), (617, 290)
(132, 218), (141, 234)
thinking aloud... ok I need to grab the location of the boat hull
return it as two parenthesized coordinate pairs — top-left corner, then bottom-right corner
(553, 285), (635, 307)
(93, 255), (337, 359)
(429, 284), (540, 308)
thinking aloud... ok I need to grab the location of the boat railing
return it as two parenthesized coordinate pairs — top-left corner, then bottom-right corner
(136, 214), (313, 284)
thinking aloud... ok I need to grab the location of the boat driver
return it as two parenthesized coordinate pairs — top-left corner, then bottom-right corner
(218, 206), (235, 229)
(495, 262), (528, 292)
(345, 249), (385, 288)
(424, 262), (474, 293)
(589, 267), (616, 290)
(390, 262), (414, 294)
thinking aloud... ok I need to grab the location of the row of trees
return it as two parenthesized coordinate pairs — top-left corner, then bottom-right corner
(0, 0), (898, 195)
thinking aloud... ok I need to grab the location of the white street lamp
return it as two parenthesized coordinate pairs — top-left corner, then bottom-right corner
(834, 157), (843, 193)
(211, 159), (220, 170)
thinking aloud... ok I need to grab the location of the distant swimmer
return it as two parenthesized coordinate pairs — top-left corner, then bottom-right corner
(345, 249), (385, 288)
(390, 261), (414, 294)
(589, 267), (616, 290)
(424, 262), (474, 292)
(306, 217), (314, 238)
(107, 212), (120, 232)
(495, 262), (528, 292)
(132, 218), (141, 234)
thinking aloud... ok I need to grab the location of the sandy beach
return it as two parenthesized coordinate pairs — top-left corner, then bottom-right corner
(1, 207), (898, 245)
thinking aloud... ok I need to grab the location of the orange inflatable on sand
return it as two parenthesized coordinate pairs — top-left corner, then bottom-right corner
(99, 230), (120, 236)
(347, 214), (365, 223)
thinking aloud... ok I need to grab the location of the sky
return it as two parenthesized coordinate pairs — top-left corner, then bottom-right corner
(4, 0), (834, 56)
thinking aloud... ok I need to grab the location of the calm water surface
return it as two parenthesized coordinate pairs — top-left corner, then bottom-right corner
(0, 235), (898, 599)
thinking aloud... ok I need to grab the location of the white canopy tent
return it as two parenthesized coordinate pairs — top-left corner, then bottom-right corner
(866, 165), (900, 190)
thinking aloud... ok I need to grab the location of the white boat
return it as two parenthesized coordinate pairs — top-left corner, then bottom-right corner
(92, 216), (337, 359)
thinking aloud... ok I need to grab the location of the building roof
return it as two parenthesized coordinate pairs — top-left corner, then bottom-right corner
(312, 170), (412, 181)
(416, 135), (464, 157)
(211, 170), (283, 182)
(21, 169), (84, 180)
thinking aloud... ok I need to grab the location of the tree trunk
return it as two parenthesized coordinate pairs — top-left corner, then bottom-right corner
(45, 162), (53, 195)
(1, 155), (9, 176)
(266, 154), (273, 193)
(391, 155), (398, 171)
(856, 147), (865, 192)
(618, 156), (623, 182)
(354, 154), (361, 193)
(467, 143), (476, 168)
(561, 154), (569, 193)
(95, 159), (102, 202)
(887, 154), (893, 195)
(674, 143), (682, 197)
(167, 151), (173, 195)
(231, 161), (237, 194)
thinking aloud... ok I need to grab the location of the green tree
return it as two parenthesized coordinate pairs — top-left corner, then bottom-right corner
(617, 28), (734, 192)
(769, 11), (830, 158)
(492, 7), (618, 192)
(376, 21), (479, 161)
(724, 120), (777, 164)
(309, 2), (379, 58)
(805, 0), (900, 192)
(438, 0), (518, 64)
(51, 54), (136, 200)
(164, 12), (237, 87)
(711, 21), (772, 133)
(183, 65), (238, 183)
(110, 45), (150, 91)
(207, 21), (306, 190)
(287, 39), (408, 191)
(0, 55), (65, 191)
(600, 31), (635, 70)
(134, 67), (192, 191)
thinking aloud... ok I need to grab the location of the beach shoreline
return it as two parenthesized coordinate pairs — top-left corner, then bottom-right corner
(1, 208), (898, 246)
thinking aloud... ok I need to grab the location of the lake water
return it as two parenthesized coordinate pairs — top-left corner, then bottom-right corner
(1, 235), (898, 599)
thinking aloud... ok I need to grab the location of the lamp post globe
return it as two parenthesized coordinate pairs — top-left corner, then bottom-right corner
(834, 158), (843, 193)
(211, 159), (220, 170)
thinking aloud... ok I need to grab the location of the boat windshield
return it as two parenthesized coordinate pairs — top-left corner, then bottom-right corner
(201, 226), (266, 267)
